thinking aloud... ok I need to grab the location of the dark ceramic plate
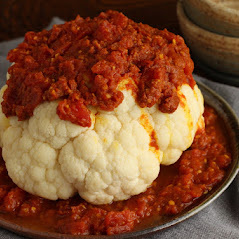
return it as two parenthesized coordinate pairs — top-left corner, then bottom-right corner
(0, 81), (238, 239)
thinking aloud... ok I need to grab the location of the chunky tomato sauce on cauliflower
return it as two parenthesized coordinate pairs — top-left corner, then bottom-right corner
(2, 10), (195, 126)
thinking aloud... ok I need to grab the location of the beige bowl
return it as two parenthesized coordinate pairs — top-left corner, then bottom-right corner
(183, 0), (239, 37)
(177, 0), (239, 76)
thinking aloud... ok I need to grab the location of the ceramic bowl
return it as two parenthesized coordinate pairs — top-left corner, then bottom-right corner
(183, 0), (239, 37)
(177, 0), (239, 76)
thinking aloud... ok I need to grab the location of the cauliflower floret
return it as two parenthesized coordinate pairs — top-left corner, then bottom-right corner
(2, 121), (76, 200)
(149, 84), (204, 165)
(59, 89), (160, 204)
(0, 77), (204, 204)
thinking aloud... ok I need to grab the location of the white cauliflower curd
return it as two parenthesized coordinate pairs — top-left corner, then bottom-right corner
(0, 77), (204, 205)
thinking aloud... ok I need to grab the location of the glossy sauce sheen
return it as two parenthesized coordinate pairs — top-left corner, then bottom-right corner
(2, 10), (194, 127)
(0, 105), (232, 235)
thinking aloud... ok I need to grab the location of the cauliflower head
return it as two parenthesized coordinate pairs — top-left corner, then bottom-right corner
(0, 77), (204, 205)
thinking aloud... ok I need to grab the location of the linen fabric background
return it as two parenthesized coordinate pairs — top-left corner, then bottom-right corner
(0, 18), (238, 239)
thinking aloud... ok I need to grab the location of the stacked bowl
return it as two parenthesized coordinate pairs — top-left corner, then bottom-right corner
(177, 0), (239, 84)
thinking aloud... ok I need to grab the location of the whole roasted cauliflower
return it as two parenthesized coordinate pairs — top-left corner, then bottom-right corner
(0, 10), (205, 205)
(0, 78), (204, 204)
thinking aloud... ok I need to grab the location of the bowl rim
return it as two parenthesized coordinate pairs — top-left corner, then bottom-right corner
(177, 0), (239, 50)
(0, 80), (238, 239)
(185, 0), (239, 24)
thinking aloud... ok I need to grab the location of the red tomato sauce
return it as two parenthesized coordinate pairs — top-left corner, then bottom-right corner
(2, 10), (194, 127)
(0, 105), (232, 235)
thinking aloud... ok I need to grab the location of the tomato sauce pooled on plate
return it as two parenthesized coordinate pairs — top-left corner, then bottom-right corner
(2, 10), (194, 127)
(0, 105), (232, 235)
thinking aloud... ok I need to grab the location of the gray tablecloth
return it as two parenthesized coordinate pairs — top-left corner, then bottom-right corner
(0, 18), (238, 239)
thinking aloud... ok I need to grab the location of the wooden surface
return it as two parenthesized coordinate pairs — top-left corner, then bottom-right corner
(0, 0), (178, 41)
